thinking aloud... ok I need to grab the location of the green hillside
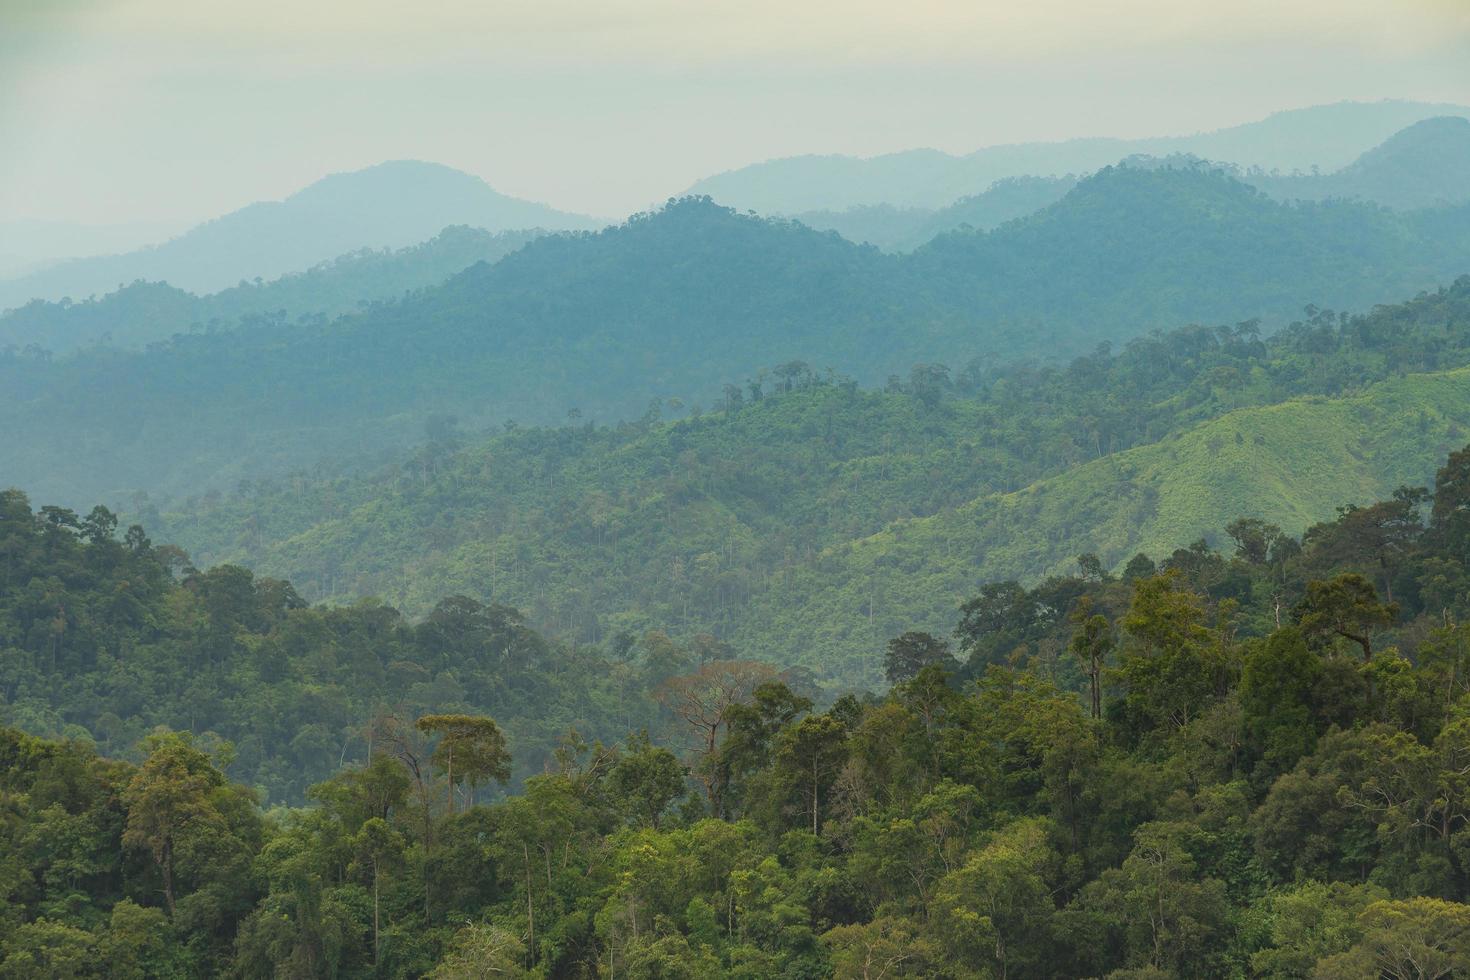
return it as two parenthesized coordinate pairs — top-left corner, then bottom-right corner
(144, 281), (1470, 688)
(743, 367), (1470, 684)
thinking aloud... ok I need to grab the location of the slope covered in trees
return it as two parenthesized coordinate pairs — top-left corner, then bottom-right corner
(0, 161), (597, 311)
(7, 166), (1470, 507)
(4, 443), (1470, 977)
(1254, 115), (1470, 211)
(0, 226), (548, 353)
(0, 489), (693, 805)
(143, 279), (1470, 686)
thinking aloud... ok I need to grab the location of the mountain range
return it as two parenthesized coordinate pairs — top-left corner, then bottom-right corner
(143, 278), (1470, 684)
(5, 162), (1470, 508)
(794, 114), (1470, 251)
(690, 99), (1470, 214)
(0, 161), (597, 312)
(0, 226), (547, 352)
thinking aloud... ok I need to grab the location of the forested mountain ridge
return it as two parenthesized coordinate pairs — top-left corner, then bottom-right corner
(1253, 115), (1470, 211)
(148, 279), (1470, 685)
(688, 98), (1470, 213)
(8, 166), (1470, 508)
(0, 160), (597, 311)
(794, 116), (1470, 252)
(5, 440), (1470, 976)
(0, 226), (549, 353)
(792, 175), (1078, 251)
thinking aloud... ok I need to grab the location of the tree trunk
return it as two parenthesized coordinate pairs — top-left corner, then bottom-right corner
(373, 864), (381, 965)
(162, 838), (176, 916)
(524, 843), (535, 965)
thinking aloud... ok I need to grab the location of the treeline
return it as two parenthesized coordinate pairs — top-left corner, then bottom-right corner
(0, 488), (751, 802)
(4, 445), (1470, 976)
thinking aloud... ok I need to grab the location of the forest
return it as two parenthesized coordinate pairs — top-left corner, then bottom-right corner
(9, 89), (1470, 979)
(141, 277), (1470, 686)
(3, 441), (1470, 977)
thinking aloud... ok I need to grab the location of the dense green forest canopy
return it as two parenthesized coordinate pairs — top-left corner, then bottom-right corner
(0, 226), (547, 353)
(4, 442), (1470, 977)
(7, 163), (1470, 507)
(145, 277), (1470, 684)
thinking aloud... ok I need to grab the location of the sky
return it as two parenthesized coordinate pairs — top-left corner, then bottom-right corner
(3, 0), (1470, 228)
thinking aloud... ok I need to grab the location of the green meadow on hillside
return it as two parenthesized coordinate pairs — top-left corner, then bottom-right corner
(748, 367), (1470, 683)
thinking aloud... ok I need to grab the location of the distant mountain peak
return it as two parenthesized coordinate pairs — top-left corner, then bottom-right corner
(0, 161), (600, 309)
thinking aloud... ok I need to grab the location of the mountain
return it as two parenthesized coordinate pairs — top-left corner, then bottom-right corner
(0, 225), (548, 353)
(1253, 116), (1470, 210)
(793, 175), (1078, 251)
(142, 279), (1470, 686)
(5, 167), (1470, 506)
(0, 218), (188, 280)
(688, 100), (1470, 214)
(0, 161), (598, 311)
(761, 117), (1470, 253)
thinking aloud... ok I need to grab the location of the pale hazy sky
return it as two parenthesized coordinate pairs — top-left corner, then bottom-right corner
(3, 0), (1470, 225)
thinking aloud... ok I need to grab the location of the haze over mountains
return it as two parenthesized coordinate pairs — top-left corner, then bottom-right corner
(690, 99), (1470, 214)
(0, 161), (596, 312)
(146, 278), (1470, 683)
(6, 160), (1470, 508)
(794, 115), (1470, 251)
(14, 0), (1470, 966)
(0, 226), (547, 353)
(6, 100), (1468, 354)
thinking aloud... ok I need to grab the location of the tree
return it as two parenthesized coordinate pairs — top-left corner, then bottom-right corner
(415, 714), (512, 812)
(1076, 552), (1106, 582)
(1240, 627), (1323, 778)
(1116, 574), (1227, 732)
(773, 714), (849, 835)
(0, 919), (96, 979)
(1225, 517), (1285, 565)
(884, 631), (957, 686)
(1303, 490), (1425, 602)
(1068, 604), (1112, 719)
(1076, 821), (1230, 976)
(932, 817), (1058, 980)
(120, 731), (230, 916)
(1295, 573), (1398, 662)
(1311, 898), (1470, 979)
(655, 660), (777, 808)
(609, 731), (686, 829)
(1248, 880), (1386, 980)
(353, 817), (405, 966)
(427, 922), (528, 978)
(1431, 444), (1470, 555)
(822, 916), (940, 979)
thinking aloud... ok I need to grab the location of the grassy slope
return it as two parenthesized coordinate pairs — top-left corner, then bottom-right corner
(736, 368), (1470, 685)
(152, 367), (1470, 689)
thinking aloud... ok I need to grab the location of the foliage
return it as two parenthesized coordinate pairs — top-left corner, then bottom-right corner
(4, 444), (1470, 976)
(133, 277), (1470, 685)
